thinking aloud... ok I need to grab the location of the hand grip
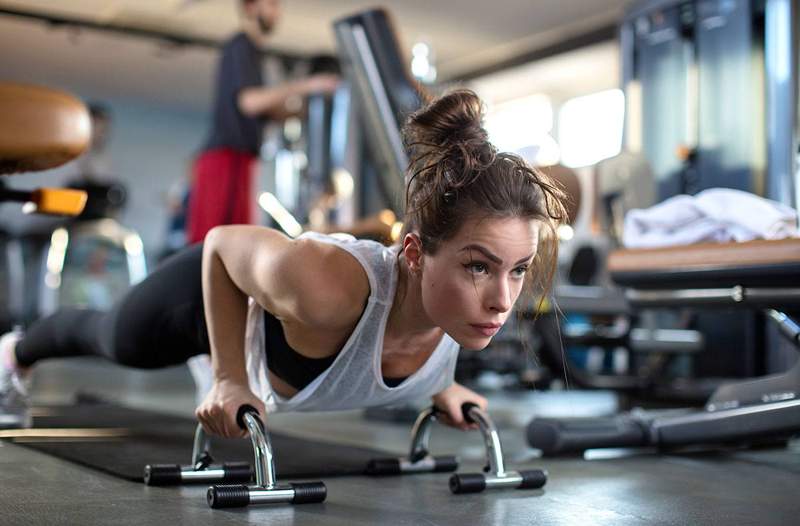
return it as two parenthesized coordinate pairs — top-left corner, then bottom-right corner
(460, 402), (480, 424)
(236, 404), (260, 430)
(432, 402), (481, 424)
(32, 188), (87, 216)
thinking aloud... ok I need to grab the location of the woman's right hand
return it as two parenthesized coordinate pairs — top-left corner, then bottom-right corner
(195, 379), (266, 438)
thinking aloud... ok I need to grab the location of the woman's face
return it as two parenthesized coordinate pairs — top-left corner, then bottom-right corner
(419, 216), (539, 350)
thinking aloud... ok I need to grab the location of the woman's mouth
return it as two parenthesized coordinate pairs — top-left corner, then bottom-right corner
(469, 323), (502, 337)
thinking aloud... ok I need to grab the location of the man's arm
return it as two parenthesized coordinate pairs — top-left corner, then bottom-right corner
(238, 74), (340, 120)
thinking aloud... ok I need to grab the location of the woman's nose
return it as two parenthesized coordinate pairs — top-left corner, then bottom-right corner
(487, 277), (512, 313)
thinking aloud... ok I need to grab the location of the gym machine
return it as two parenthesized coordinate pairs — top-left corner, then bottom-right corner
(334, 8), (425, 217)
(0, 82), (89, 329)
(528, 239), (800, 455)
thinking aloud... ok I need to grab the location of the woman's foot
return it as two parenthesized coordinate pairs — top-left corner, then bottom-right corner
(0, 329), (31, 429)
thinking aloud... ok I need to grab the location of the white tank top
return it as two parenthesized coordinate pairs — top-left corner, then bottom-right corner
(243, 231), (460, 413)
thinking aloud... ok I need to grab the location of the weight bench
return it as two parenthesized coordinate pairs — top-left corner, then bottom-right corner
(528, 238), (800, 455)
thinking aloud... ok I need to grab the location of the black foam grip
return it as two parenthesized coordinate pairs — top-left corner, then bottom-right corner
(517, 469), (548, 489)
(143, 464), (182, 486)
(461, 402), (480, 424)
(236, 404), (260, 430)
(365, 458), (401, 475)
(290, 482), (327, 504)
(432, 455), (459, 473)
(526, 416), (649, 456)
(222, 462), (253, 483)
(207, 484), (251, 508)
(449, 473), (486, 494)
(432, 403), (480, 424)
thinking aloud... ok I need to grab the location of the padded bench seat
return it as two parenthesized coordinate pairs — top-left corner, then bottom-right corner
(608, 238), (800, 290)
(0, 82), (90, 175)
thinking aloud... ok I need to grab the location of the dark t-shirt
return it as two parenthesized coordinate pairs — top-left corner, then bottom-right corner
(204, 32), (266, 155)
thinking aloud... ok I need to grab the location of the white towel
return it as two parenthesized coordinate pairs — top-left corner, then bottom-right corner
(623, 188), (799, 248)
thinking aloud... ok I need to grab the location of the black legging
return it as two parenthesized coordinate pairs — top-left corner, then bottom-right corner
(15, 244), (209, 369)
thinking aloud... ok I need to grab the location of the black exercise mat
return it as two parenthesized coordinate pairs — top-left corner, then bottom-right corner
(4, 401), (395, 482)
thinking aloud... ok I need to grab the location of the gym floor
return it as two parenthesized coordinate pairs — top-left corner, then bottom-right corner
(1, 358), (798, 525)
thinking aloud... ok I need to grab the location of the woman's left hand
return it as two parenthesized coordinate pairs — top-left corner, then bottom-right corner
(431, 382), (488, 431)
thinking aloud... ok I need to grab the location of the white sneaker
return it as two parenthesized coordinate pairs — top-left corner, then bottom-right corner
(0, 329), (31, 429)
(187, 353), (213, 407)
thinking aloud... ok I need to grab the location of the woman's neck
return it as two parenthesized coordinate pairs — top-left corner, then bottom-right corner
(384, 255), (442, 357)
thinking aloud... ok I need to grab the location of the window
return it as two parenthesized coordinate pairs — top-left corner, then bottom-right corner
(558, 89), (625, 168)
(484, 94), (559, 165)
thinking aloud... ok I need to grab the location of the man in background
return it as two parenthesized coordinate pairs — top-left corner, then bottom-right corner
(188, 0), (339, 243)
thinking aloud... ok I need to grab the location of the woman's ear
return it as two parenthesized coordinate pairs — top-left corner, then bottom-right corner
(402, 233), (424, 274)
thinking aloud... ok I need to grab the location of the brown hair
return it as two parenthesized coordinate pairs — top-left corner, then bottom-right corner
(402, 89), (568, 305)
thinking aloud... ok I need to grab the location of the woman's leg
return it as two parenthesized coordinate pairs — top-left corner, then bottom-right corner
(14, 243), (210, 369)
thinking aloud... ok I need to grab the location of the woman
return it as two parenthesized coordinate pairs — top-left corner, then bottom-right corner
(0, 90), (567, 436)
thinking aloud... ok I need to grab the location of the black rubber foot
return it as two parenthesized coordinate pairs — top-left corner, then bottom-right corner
(449, 473), (486, 494)
(222, 462), (253, 483)
(433, 455), (459, 473)
(143, 464), (182, 486)
(365, 457), (401, 476)
(207, 484), (250, 508)
(518, 469), (548, 489)
(291, 481), (327, 504)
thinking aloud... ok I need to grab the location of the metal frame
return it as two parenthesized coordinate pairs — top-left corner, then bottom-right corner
(334, 11), (410, 215)
(765, 0), (799, 207)
(626, 286), (800, 308)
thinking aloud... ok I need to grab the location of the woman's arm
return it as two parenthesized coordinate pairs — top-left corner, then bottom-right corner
(195, 226), (282, 437)
(195, 225), (368, 437)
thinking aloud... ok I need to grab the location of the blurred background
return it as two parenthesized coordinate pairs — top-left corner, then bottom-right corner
(0, 0), (797, 415)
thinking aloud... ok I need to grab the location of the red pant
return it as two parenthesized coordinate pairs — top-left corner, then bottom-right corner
(187, 148), (257, 244)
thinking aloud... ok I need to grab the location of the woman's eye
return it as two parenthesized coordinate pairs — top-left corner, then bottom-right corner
(464, 262), (488, 274)
(512, 266), (528, 278)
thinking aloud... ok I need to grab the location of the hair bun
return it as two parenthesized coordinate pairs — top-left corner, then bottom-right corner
(406, 89), (487, 146)
(404, 89), (495, 191)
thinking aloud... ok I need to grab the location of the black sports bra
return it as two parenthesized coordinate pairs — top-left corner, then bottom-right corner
(264, 311), (407, 390)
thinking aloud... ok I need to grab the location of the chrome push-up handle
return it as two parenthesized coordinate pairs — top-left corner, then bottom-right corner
(449, 403), (547, 494)
(365, 406), (458, 476)
(206, 405), (327, 508)
(367, 402), (547, 494)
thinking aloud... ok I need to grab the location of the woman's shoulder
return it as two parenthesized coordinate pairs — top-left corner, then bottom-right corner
(280, 235), (371, 330)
